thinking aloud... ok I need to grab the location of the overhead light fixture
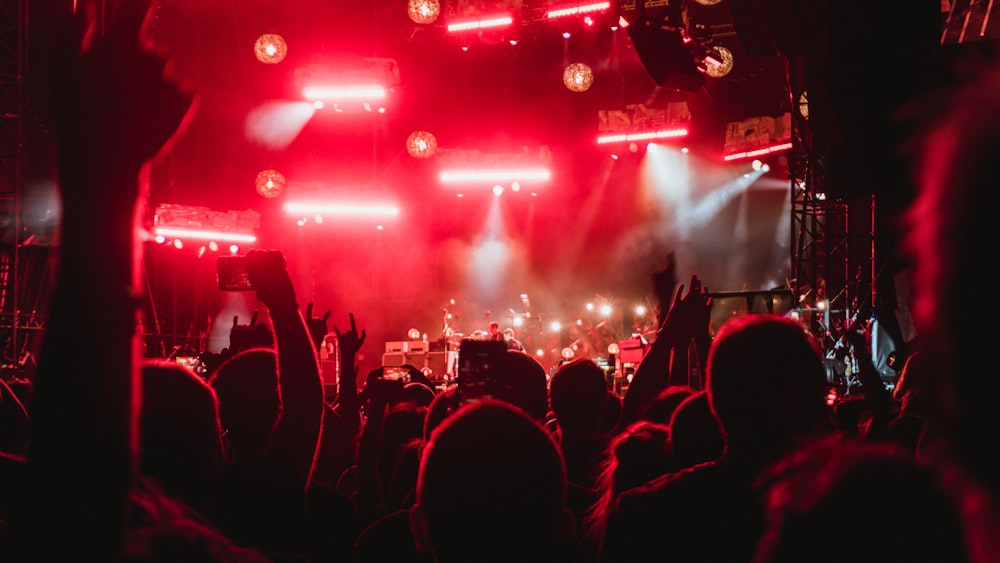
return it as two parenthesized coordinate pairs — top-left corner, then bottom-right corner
(153, 227), (257, 244)
(438, 168), (552, 184)
(254, 34), (287, 64)
(302, 85), (387, 101)
(255, 169), (286, 198)
(563, 63), (594, 92)
(703, 45), (734, 78)
(446, 14), (513, 32)
(283, 202), (400, 217)
(597, 127), (689, 144)
(723, 142), (793, 162)
(546, 1), (611, 19)
(406, 131), (439, 158)
(408, 0), (440, 24)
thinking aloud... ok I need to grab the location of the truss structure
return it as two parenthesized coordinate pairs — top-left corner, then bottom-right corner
(0, 0), (26, 372)
(786, 53), (852, 319)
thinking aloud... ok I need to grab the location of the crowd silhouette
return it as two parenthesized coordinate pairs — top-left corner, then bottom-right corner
(3, 1), (1000, 562)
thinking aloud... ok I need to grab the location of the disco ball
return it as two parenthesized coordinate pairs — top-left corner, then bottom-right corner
(254, 34), (287, 64)
(406, 130), (438, 159)
(563, 63), (594, 92)
(255, 169), (286, 198)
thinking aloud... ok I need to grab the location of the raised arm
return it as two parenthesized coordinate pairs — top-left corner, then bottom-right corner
(246, 249), (324, 488)
(620, 274), (712, 429)
(333, 313), (366, 433)
(22, 0), (195, 558)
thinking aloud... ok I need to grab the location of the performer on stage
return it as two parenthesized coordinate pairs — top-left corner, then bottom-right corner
(503, 328), (525, 352)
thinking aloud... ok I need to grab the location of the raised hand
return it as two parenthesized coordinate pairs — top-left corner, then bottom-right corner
(52, 0), (196, 205)
(305, 302), (332, 352)
(246, 249), (297, 311)
(334, 313), (367, 365)
(658, 274), (712, 343)
(653, 252), (678, 301)
(683, 274), (713, 339)
(228, 311), (259, 354)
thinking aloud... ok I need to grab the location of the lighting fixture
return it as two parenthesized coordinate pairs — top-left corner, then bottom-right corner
(255, 169), (286, 198)
(723, 142), (793, 162)
(254, 34), (287, 64)
(446, 15), (513, 32)
(597, 128), (689, 144)
(406, 131), (438, 158)
(408, 0), (440, 24)
(703, 46), (734, 78)
(563, 63), (594, 92)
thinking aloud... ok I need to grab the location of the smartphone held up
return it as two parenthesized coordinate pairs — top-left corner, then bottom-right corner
(457, 338), (506, 404)
(217, 255), (253, 291)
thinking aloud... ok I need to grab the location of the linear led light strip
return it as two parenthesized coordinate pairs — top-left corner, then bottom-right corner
(546, 2), (610, 19)
(439, 168), (552, 183)
(283, 202), (400, 216)
(301, 85), (387, 100)
(447, 15), (514, 32)
(153, 227), (257, 243)
(597, 128), (689, 144)
(723, 142), (793, 161)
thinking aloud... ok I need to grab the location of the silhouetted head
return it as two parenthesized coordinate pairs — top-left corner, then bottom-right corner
(410, 399), (570, 562)
(581, 419), (674, 552)
(753, 435), (970, 563)
(707, 314), (831, 460)
(668, 390), (724, 469)
(494, 350), (549, 422)
(549, 358), (610, 434)
(139, 360), (225, 512)
(400, 382), (436, 407)
(424, 385), (459, 442)
(209, 348), (281, 458)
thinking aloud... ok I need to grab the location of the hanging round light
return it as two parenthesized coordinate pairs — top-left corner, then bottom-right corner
(704, 45), (734, 78)
(254, 33), (288, 64)
(694, 0), (723, 5)
(406, 130), (438, 159)
(408, 0), (440, 24)
(255, 169), (286, 198)
(563, 63), (594, 92)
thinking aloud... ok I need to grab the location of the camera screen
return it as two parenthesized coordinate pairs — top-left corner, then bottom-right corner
(457, 339), (506, 403)
(216, 256), (253, 291)
(382, 366), (411, 383)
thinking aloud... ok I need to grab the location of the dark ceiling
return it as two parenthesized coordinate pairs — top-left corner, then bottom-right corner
(137, 0), (794, 211)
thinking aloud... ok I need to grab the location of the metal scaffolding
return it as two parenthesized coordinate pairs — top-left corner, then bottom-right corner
(0, 0), (25, 375)
(786, 53), (854, 321)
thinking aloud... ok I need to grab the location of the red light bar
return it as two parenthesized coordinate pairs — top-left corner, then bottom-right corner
(302, 85), (387, 100)
(153, 227), (257, 243)
(546, 2), (610, 19)
(438, 168), (552, 184)
(447, 15), (514, 32)
(723, 142), (793, 161)
(597, 128), (689, 144)
(283, 202), (400, 217)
